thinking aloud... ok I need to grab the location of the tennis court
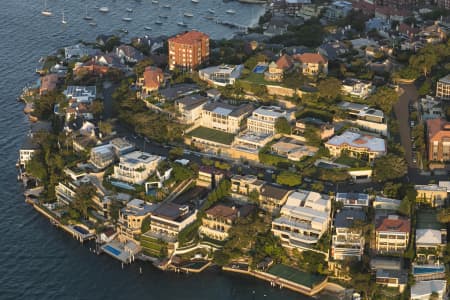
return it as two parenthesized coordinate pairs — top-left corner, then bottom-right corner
(267, 264), (326, 288)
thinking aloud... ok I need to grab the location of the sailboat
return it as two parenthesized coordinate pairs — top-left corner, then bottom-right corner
(61, 11), (67, 24)
(41, 0), (52, 16)
(83, 5), (93, 20)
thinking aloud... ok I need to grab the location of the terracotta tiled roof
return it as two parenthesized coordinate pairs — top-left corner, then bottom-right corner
(376, 215), (410, 233)
(169, 31), (209, 45)
(276, 54), (293, 70)
(143, 66), (164, 90)
(398, 23), (419, 35)
(427, 118), (450, 142)
(296, 53), (327, 64)
(40, 74), (58, 93)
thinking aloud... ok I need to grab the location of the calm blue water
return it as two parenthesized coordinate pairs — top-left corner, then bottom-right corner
(0, 0), (316, 299)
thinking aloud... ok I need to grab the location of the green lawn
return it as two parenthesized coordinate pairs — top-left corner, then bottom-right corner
(241, 72), (271, 85)
(140, 235), (167, 257)
(188, 126), (235, 145)
(267, 264), (326, 288)
(241, 71), (311, 90)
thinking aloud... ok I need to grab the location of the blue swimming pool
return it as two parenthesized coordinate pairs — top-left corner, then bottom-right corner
(104, 245), (121, 256)
(146, 188), (157, 196)
(111, 181), (136, 191)
(413, 266), (445, 275)
(73, 226), (89, 235)
(253, 65), (267, 74)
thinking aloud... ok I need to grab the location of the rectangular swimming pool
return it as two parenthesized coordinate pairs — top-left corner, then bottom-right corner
(413, 266), (445, 275)
(111, 181), (136, 191)
(253, 65), (267, 74)
(104, 245), (121, 256)
(73, 226), (89, 235)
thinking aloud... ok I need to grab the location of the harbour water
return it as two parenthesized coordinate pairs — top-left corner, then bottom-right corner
(1, 0), (316, 299)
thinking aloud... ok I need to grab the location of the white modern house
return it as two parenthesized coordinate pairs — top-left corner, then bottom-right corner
(63, 86), (97, 103)
(411, 280), (446, 300)
(335, 192), (370, 207)
(247, 106), (295, 135)
(271, 189), (331, 252)
(18, 135), (38, 167)
(200, 102), (254, 134)
(341, 78), (373, 99)
(339, 102), (387, 136)
(113, 151), (163, 185)
(199, 64), (243, 87)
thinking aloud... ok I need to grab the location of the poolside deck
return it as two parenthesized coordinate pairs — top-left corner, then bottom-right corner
(31, 203), (95, 243)
(101, 240), (140, 264)
(170, 260), (211, 273)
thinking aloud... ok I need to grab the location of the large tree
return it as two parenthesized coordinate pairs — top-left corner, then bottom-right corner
(73, 184), (97, 218)
(373, 154), (407, 182)
(275, 117), (291, 134)
(317, 77), (342, 103)
(368, 87), (398, 115)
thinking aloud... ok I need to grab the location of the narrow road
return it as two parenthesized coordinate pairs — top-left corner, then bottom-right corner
(394, 83), (418, 166)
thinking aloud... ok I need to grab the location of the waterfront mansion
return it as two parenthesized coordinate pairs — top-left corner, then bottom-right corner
(271, 189), (331, 252)
(113, 151), (163, 185)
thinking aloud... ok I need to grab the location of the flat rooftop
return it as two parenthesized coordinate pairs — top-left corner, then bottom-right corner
(203, 102), (253, 118)
(152, 202), (192, 222)
(200, 64), (243, 78)
(252, 105), (290, 119)
(120, 151), (161, 164)
(110, 137), (134, 151)
(122, 199), (154, 216)
(64, 85), (96, 96)
(338, 101), (368, 112)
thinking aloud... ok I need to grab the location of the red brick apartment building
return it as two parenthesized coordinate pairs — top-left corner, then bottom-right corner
(168, 31), (209, 72)
(427, 118), (450, 162)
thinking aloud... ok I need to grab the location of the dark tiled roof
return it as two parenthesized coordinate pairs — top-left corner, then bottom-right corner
(260, 184), (290, 200)
(334, 208), (366, 228)
(205, 204), (238, 220)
